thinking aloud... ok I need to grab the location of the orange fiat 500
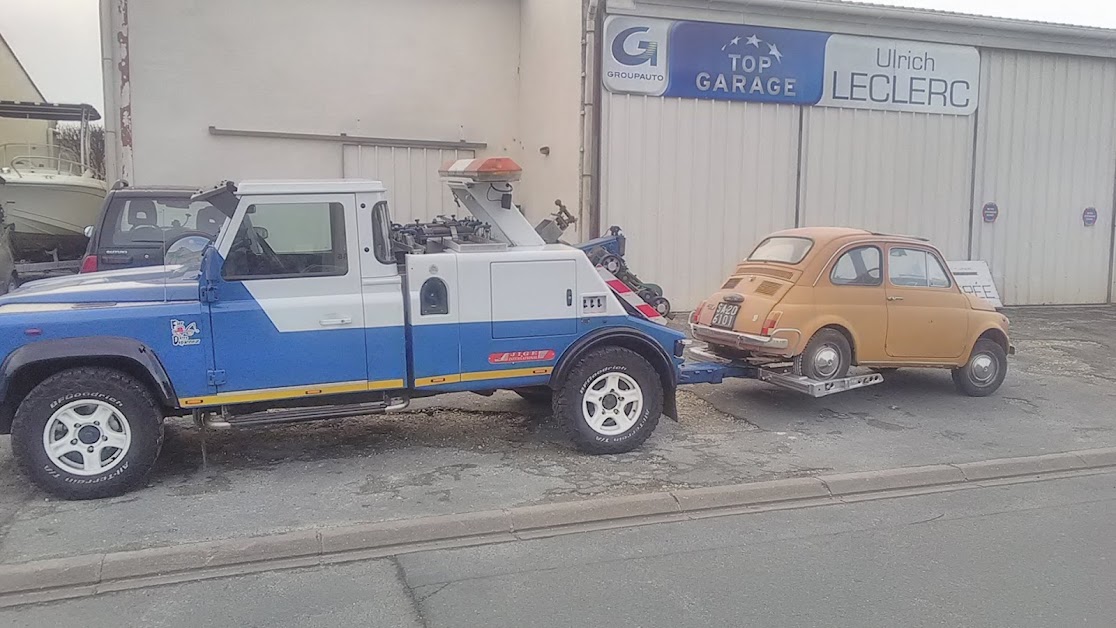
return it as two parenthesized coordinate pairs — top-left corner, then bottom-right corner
(690, 227), (1013, 396)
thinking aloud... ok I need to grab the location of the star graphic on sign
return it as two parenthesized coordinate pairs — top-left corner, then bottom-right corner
(746, 34), (762, 47)
(721, 35), (742, 51)
(767, 42), (783, 62)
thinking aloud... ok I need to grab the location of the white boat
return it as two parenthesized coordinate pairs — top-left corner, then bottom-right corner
(0, 102), (108, 262)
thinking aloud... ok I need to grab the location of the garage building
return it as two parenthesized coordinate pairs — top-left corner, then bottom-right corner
(100, 0), (1116, 307)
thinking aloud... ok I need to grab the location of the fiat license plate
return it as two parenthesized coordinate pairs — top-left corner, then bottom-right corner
(710, 302), (741, 329)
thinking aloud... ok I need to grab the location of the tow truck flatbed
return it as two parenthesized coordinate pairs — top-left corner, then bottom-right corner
(679, 345), (884, 398)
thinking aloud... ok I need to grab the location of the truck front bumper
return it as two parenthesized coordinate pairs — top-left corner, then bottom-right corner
(690, 324), (790, 352)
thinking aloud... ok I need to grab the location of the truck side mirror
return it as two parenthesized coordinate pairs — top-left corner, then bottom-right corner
(253, 226), (269, 240)
(83, 225), (94, 238)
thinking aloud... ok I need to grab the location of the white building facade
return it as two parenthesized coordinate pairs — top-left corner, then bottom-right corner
(102, 0), (1116, 306)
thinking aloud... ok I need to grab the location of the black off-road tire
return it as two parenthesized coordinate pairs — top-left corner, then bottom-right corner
(952, 339), (1008, 397)
(553, 346), (663, 455)
(513, 387), (553, 405)
(794, 328), (853, 381)
(11, 367), (165, 500)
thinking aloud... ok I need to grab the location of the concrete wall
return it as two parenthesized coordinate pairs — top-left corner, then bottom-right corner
(0, 34), (50, 147)
(102, 0), (586, 225)
(516, 0), (586, 223)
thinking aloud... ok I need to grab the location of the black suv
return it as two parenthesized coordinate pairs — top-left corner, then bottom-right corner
(81, 184), (228, 273)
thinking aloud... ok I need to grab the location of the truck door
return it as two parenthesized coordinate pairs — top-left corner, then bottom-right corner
(206, 194), (369, 398)
(357, 195), (408, 390)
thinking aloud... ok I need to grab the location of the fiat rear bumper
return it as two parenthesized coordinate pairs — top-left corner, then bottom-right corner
(690, 324), (791, 351)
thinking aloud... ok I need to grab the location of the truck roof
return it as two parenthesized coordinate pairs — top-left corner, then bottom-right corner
(236, 180), (387, 195)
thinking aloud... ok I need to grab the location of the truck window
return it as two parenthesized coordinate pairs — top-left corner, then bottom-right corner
(371, 201), (393, 264)
(222, 202), (348, 279)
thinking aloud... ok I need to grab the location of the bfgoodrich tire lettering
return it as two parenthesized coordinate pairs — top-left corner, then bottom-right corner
(11, 367), (164, 499)
(554, 346), (663, 454)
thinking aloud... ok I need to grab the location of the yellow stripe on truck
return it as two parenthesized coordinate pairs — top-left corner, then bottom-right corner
(415, 367), (553, 388)
(178, 379), (406, 407)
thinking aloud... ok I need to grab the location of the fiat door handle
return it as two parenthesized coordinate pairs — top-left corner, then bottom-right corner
(319, 317), (352, 326)
(887, 296), (904, 302)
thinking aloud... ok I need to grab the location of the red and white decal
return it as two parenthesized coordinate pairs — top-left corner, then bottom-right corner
(488, 350), (556, 364)
(597, 268), (668, 326)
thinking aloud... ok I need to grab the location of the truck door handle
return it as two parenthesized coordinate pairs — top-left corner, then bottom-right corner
(319, 317), (352, 326)
(887, 296), (904, 302)
(566, 289), (573, 307)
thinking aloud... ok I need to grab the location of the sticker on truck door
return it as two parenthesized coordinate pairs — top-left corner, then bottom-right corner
(489, 350), (556, 364)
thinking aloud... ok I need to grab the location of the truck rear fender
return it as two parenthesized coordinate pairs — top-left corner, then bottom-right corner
(0, 337), (178, 434)
(552, 328), (680, 420)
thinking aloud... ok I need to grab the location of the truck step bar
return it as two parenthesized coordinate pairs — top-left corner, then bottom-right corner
(680, 345), (884, 398)
(203, 397), (410, 429)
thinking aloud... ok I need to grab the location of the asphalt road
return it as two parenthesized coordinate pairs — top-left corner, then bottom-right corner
(5, 470), (1114, 628)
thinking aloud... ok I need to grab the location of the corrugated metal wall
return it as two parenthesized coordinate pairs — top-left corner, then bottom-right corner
(341, 145), (477, 223)
(800, 108), (975, 259)
(971, 50), (1116, 305)
(600, 94), (799, 308)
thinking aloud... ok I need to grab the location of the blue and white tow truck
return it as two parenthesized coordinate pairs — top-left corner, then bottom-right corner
(0, 158), (696, 499)
(0, 158), (882, 500)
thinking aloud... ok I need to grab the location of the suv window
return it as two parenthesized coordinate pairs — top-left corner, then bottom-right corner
(103, 197), (228, 246)
(889, 247), (952, 288)
(222, 202), (347, 279)
(830, 246), (882, 286)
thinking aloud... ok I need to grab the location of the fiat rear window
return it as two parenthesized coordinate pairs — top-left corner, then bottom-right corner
(748, 237), (813, 264)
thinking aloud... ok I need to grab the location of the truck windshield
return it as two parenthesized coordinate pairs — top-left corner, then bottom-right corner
(748, 237), (813, 264)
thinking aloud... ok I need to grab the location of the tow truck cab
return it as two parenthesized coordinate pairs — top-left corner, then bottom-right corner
(0, 157), (685, 499)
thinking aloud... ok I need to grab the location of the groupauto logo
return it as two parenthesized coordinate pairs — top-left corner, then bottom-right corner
(612, 26), (659, 67)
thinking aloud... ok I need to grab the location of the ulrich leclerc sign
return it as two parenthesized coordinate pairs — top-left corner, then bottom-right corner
(604, 16), (981, 115)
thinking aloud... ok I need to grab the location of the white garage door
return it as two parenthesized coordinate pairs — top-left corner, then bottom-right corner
(600, 93), (799, 309)
(971, 50), (1116, 305)
(342, 144), (476, 223)
(800, 108), (975, 260)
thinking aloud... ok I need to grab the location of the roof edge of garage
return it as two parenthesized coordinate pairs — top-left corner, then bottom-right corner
(611, 0), (1116, 59)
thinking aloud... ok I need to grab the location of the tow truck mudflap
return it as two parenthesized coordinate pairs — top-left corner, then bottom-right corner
(678, 348), (884, 398)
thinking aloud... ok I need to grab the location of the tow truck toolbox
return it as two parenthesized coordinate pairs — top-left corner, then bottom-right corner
(0, 158), (690, 499)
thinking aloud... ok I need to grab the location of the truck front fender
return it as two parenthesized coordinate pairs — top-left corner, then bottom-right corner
(0, 336), (177, 434)
(552, 327), (679, 420)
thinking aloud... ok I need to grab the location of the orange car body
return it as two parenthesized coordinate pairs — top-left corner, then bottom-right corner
(690, 227), (1011, 368)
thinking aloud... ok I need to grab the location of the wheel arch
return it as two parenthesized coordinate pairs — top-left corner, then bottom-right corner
(552, 328), (679, 420)
(801, 319), (859, 365)
(974, 327), (1010, 355)
(0, 337), (177, 435)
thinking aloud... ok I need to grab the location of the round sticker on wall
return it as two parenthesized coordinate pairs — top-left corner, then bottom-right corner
(1083, 207), (1098, 227)
(982, 202), (999, 223)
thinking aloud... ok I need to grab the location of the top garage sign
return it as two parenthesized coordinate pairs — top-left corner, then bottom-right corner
(604, 16), (980, 115)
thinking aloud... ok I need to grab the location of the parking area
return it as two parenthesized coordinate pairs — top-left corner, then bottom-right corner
(1, 306), (1113, 565)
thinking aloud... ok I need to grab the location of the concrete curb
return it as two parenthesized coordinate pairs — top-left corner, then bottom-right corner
(2, 447), (1115, 605)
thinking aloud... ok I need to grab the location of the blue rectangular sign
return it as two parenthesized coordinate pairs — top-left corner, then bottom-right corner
(665, 21), (829, 104)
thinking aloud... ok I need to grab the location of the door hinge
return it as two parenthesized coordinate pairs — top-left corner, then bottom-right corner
(200, 283), (218, 303)
(207, 369), (227, 386)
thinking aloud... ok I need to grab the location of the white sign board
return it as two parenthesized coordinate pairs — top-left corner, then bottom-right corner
(948, 260), (1002, 308)
(603, 16), (671, 96)
(820, 35), (980, 115)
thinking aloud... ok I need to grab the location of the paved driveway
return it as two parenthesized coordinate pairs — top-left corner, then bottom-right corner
(0, 306), (1112, 564)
